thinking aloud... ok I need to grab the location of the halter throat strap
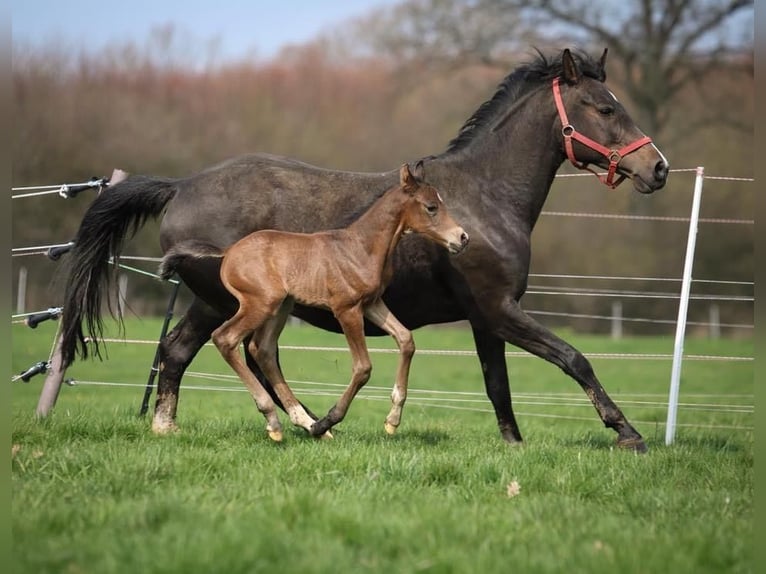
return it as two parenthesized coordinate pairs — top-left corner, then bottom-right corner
(552, 77), (652, 189)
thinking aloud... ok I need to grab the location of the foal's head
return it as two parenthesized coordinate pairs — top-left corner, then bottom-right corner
(398, 163), (469, 255)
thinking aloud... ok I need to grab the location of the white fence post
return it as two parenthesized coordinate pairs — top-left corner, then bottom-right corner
(709, 304), (720, 339)
(611, 301), (622, 340)
(666, 166), (705, 446)
(16, 266), (27, 314)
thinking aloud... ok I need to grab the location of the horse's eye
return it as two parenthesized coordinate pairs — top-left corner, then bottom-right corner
(598, 105), (615, 116)
(425, 204), (438, 215)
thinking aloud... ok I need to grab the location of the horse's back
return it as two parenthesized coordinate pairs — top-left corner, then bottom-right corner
(159, 153), (396, 251)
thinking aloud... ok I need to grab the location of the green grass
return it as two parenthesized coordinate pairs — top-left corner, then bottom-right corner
(11, 318), (753, 573)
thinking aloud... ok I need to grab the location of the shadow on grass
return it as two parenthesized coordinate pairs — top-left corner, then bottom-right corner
(287, 426), (454, 448)
(666, 433), (751, 453)
(554, 430), (750, 455)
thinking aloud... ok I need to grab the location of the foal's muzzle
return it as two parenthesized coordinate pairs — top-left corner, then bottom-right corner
(449, 231), (470, 254)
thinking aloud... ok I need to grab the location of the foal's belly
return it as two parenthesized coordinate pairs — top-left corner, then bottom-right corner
(291, 272), (464, 336)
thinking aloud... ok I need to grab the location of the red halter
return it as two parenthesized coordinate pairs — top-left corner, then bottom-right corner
(552, 77), (652, 189)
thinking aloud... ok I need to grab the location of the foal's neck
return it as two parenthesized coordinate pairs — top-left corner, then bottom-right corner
(347, 185), (408, 269)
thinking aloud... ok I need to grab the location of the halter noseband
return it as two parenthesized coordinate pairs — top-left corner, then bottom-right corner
(552, 77), (652, 189)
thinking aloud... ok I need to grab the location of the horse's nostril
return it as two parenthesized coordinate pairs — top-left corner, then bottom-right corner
(460, 232), (469, 246)
(655, 160), (669, 181)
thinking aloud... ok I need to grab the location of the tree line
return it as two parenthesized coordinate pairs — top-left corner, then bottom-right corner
(12, 0), (753, 335)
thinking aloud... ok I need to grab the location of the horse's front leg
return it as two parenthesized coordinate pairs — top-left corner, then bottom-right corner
(363, 299), (415, 435)
(311, 306), (371, 436)
(153, 297), (224, 434)
(470, 327), (523, 445)
(490, 296), (647, 452)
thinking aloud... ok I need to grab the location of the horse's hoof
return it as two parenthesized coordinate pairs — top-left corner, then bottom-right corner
(384, 422), (398, 435)
(268, 429), (284, 442)
(319, 430), (334, 440)
(151, 420), (179, 435)
(617, 437), (648, 453)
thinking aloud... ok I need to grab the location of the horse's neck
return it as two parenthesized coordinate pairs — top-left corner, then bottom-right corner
(347, 188), (406, 270)
(436, 92), (564, 228)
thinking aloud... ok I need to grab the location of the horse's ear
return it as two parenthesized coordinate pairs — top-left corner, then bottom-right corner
(412, 160), (425, 181)
(599, 48), (608, 70)
(598, 48), (608, 81)
(561, 48), (581, 85)
(399, 163), (418, 194)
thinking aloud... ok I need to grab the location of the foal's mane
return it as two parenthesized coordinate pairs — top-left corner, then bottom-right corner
(445, 49), (606, 153)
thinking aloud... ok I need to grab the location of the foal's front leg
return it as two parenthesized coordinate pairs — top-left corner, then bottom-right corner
(310, 306), (371, 436)
(363, 299), (415, 435)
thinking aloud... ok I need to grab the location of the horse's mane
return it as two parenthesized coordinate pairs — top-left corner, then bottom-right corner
(445, 49), (606, 153)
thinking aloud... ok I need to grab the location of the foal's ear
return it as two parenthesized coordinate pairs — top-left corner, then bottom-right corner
(561, 48), (582, 85)
(399, 163), (419, 194)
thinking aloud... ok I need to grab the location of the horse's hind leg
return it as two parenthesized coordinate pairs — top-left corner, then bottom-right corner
(311, 306), (371, 437)
(153, 297), (226, 434)
(212, 306), (283, 442)
(493, 297), (646, 452)
(247, 300), (319, 435)
(363, 299), (415, 435)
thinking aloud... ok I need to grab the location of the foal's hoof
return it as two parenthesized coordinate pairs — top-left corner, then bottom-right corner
(384, 422), (398, 435)
(317, 430), (334, 440)
(310, 420), (331, 437)
(617, 437), (648, 453)
(267, 428), (284, 442)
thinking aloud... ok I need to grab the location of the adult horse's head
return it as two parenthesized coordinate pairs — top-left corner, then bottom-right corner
(488, 48), (669, 194)
(552, 48), (669, 193)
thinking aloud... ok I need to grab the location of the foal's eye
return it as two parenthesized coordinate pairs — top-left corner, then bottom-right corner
(598, 105), (615, 116)
(425, 204), (438, 215)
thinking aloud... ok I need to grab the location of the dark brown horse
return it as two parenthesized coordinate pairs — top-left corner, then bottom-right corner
(159, 163), (468, 441)
(61, 49), (668, 451)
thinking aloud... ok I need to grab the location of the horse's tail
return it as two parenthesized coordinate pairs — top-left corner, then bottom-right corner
(60, 175), (178, 367)
(158, 240), (224, 280)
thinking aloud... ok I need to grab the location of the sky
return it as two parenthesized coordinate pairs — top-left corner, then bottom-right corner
(11, 0), (404, 61)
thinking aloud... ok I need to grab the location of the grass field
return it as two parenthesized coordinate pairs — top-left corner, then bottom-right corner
(11, 317), (753, 573)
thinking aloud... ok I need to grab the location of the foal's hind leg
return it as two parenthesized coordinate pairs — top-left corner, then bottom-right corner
(247, 300), (322, 436)
(211, 307), (283, 442)
(244, 341), (320, 421)
(363, 299), (415, 435)
(311, 306), (372, 437)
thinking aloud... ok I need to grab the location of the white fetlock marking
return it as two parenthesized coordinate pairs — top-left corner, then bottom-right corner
(287, 406), (316, 432)
(151, 419), (178, 435)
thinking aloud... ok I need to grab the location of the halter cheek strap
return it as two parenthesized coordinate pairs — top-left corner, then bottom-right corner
(552, 77), (652, 189)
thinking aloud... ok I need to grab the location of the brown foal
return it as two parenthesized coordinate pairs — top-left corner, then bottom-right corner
(211, 163), (468, 441)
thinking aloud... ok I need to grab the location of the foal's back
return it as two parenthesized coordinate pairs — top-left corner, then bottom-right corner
(220, 227), (376, 312)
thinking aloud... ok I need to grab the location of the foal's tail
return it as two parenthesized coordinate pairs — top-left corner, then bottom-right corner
(158, 241), (224, 280)
(60, 176), (178, 367)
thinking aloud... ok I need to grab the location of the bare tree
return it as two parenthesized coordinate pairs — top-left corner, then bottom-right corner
(344, 0), (539, 69)
(344, 0), (753, 140)
(486, 0), (754, 139)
